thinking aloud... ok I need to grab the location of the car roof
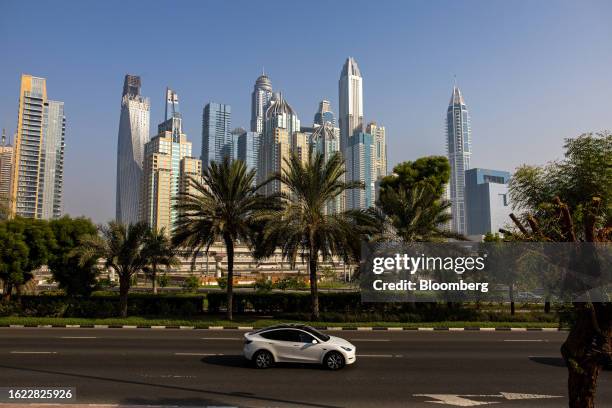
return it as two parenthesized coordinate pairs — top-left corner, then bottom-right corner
(254, 324), (312, 333)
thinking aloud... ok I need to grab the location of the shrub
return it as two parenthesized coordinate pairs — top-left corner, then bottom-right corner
(216, 276), (228, 290)
(254, 277), (272, 293)
(157, 273), (170, 288)
(182, 275), (200, 292)
(273, 276), (307, 290)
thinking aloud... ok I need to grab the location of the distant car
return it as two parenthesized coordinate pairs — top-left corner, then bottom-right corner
(243, 324), (356, 370)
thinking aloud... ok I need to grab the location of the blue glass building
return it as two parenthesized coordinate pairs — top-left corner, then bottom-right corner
(201, 102), (232, 169)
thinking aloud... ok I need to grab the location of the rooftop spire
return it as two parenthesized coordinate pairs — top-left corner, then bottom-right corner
(1, 129), (5, 146)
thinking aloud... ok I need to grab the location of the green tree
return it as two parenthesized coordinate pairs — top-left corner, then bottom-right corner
(48, 216), (98, 297)
(173, 157), (271, 320)
(508, 132), (612, 408)
(142, 227), (179, 294)
(75, 222), (149, 317)
(0, 217), (56, 300)
(379, 156), (450, 199)
(260, 151), (364, 320)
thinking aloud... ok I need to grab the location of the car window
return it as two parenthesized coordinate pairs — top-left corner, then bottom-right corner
(296, 331), (316, 343)
(259, 329), (298, 342)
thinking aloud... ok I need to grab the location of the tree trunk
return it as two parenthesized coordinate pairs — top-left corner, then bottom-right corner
(2, 282), (12, 302)
(119, 273), (130, 318)
(561, 303), (611, 408)
(309, 246), (320, 321)
(509, 283), (515, 315)
(544, 296), (551, 314)
(152, 263), (158, 295)
(224, 236), (234, 321)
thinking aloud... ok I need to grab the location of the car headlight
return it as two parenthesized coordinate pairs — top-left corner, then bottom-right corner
(341, 346), (353, 352)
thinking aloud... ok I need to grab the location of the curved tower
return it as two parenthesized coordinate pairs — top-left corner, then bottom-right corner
(250, 73), (273, 135)
(116, 74), (150, 225)
(339, 57), (363, 154)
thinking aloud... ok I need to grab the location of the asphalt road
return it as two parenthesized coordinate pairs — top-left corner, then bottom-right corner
(0, 328), (610, 407)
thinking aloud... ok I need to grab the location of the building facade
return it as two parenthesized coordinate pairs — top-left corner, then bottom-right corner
(250, 73), (273, 136)
(311, 122), (342, 213)
(0, 129), (13, 207)
(314, 99), (336, 127)
(141, 89), (201, 232)
(258, 93), (301, 196)
(465, 168), (511, 236)
(11, 74), (65, 219)
(446, 86), (472, 235)
(346, 132), (375, 210)
(116, 74), (150, 225)
(236, 128), (260, 180)
(339, 57), (364, 154)
(201, 102), (232, 169)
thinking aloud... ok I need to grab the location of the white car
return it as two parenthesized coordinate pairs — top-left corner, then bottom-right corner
(243, 324), (356, 370)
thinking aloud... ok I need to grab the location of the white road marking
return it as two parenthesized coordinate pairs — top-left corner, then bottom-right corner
(201, 337), (241, 340)
(414, 392), (563, 406)
(10, 351), (57, 354)
(356, 354), (394, 358)
(60, 336), (97, 339)
(174, 352), (224, 356)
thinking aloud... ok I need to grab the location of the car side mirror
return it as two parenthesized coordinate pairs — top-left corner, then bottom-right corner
(312, 339), (319, 344)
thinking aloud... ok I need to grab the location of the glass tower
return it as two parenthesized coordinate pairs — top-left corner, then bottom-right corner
(339, 57), (364, 155)
(116, 74), (150, 225)
(201, 102), (232, 169)
(446, 86), (472, 235)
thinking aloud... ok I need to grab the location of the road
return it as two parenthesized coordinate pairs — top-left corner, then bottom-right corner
(0, 328), (610, 407)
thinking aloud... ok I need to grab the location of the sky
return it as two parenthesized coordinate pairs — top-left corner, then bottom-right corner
(0, 0), (611, 223)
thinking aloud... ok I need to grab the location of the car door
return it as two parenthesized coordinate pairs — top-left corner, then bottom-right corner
(259, 329), (299, 362)
(292, 330), (325, 363)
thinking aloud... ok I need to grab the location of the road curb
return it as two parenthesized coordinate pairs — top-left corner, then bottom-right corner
(0, 324), (568, 331)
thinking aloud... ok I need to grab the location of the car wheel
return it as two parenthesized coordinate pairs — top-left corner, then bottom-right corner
(324, 351), (345, 370)
(253, 350), (274, 369)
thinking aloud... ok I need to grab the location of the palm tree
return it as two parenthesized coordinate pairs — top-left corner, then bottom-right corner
(173, 157), (272, 321)
(76, 221), (149, 317)
(374, 182), (463, 242)
(261, 151), (364, 320)
(143, 227), (179, 294)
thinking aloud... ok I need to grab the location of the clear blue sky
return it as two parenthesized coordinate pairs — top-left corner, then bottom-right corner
(1, 0), (610, 223)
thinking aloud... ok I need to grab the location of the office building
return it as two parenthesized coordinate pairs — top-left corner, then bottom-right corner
(311, 122), (342, 213)
(339, 57), (364, 154)
(11, 74), (65, 219)
(465, 168), (511, 236)
(116, 74), (150, 225)
(258, 93), (300, 196)
(250, 72), (273, 136)
(346, 132), (375, 210)
(236, 128), (260, 180)
(141, 89), (201, 232)
(201, 102), (232, 168)
(446, 85), (472, 235)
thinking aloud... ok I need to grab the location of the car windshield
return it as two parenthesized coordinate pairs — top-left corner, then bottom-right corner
(301, 326), (330, 342)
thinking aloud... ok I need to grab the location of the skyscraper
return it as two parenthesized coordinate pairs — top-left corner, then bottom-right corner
(116, 74), (150, 225)
(11, 74), (65, 219)
(201, 102), (232, 169)
(0, 129), (13, 205)
(346, 132), (375, 210)
(258, 93), (301, 196)
(311, 122), (342, 213)
(339, 57), (364, 154)
(141, 89), (201, 232)
(446, 86), (472, 235)
(366, 122), (387, 180)
(250, 72), (273, 135)
(314, 99), (336, 127)
(236, 128), (260, 181)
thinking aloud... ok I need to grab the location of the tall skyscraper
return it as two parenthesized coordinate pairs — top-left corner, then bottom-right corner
(116, 74), (150, 225)
(201, 102), (232, 169)
(236, 128), (260, 181)
(346, 132), (375, 210)
(258, 93), (301, 196)
(339, 57), (364, 154)
(250, 72), (273, 135)
(465, 168), (511, 236)
(311, 122), (342, 213)
(0, 129), (13, 204)
(141, 89), (201, 232)
(446, 85), (472, 235)
(10, 74), (65, 219)
(366, 122), (387, 180)
(314, 99), (336, 126)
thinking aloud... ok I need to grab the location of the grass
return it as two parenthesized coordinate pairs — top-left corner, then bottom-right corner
(0, 316), (563, 328)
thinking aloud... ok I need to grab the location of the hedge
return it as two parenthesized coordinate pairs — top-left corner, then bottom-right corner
(1, 294), (205, 318)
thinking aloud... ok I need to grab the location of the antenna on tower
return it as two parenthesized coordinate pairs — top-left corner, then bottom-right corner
(453, 74), (457, 87)
(262, 66), (265, 76)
